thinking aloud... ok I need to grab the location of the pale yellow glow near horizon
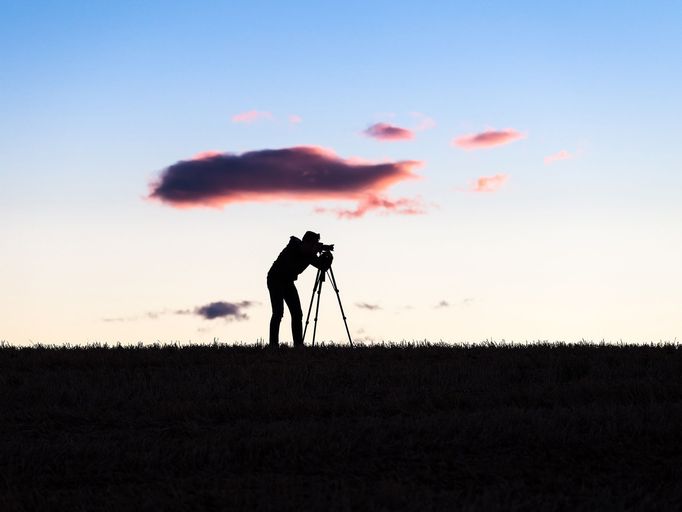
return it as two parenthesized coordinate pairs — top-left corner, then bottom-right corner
(3, 199), (680, 346)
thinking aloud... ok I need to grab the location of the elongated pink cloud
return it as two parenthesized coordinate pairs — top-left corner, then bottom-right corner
(147, 146), (422, 210)
(544, 150), (572, 165)
(289, 114), (302, 124)
(314, 194), (426, 218)
(469, 174), (508, 193)
(452, 129), (525, 149)
(364, 123), (415, 141)
(231, 110), (273, 123)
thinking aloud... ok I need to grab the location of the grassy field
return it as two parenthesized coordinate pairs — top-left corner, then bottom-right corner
(2, 342), (682, 511)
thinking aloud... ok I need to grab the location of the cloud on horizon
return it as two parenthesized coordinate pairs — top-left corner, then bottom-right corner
(356, 302), (381, 311)
(194, 301), (254, 320)
(364, 123), (415, 141)
(102, 301), (256, 323)
(452, 129), (525, 149)
(232, 110), (273, 123)
(148, 146), (422, 214)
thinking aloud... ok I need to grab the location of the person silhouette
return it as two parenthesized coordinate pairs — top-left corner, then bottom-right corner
(267, 231), (331, 347)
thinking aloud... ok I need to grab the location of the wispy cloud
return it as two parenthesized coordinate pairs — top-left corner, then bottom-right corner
(364, 122), (415, 141)
(452, 129), (525, 150)
(103, 310), (172, 322)
(102, 316), (128, 323)
(467, 174), (508, 193)
(231, 110), (273, 123)
(102, 301), (256, 323)
(432, 298), (474, 309)
(148, 146), (422, 214)
(410, 112), (436, 131)
(289, 114), (302, 124)
(544, 149), (573, 165)
(314, 194), (427, 219)
(356, 302), (381, 311)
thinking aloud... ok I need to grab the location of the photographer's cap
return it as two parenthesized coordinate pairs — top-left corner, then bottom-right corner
(302, 231), (320, 243)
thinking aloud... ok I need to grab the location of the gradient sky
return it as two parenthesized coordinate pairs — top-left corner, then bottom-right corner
(2, 1), (681, 345)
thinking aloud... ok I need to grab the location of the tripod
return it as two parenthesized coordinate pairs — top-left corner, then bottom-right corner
(303, 264), (354, 347)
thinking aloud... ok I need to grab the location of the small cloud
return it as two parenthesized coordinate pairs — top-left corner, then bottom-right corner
(410, 112), (436, 131)
(356, 302), (381, 311)
(462, 297), (475, 306)
(289, 114), (302, 124)
(435, 300), (450, 309)
(544, 150), (573, 165)
(102, 317), (126, 323)
(102, 309), (168, 322)
(364, 123), (415, 141)
(452, 129), (525, 150)
(231, 110), (273, 123)
(195, 301), (254, 321)
(314, 194), (427, 219)
(466, 174), (508, 193)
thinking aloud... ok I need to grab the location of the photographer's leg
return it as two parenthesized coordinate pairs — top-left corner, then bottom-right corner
(268, 279), (285, 347)
(284, 282), (303, 347)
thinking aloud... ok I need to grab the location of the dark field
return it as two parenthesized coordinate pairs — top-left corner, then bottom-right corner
(2, 342), (682, 511)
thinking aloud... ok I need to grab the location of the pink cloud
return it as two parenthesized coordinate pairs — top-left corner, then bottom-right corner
(231, 110), (273, 123)
(468, 174), (508, 193)
(452, 129), (525, 150)
(314, 194), (427, 219)
(147, 146), (422, 211)
(364, 123), (415, 141)
(544, 150), (572, 165)
(289, 114), (302, 124)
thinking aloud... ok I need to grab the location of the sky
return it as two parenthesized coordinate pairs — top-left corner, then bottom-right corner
(2, 1), (681, 345)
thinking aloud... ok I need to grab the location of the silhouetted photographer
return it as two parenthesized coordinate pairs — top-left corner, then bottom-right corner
(267, 231), (333, 347)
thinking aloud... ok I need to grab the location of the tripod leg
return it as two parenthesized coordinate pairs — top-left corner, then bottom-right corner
(303, 269), (322, 344)
(312, 272), (324, 346)
(327, 266), (354, 348)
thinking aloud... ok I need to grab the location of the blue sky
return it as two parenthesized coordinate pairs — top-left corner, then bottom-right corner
(2, 1), (681, 344)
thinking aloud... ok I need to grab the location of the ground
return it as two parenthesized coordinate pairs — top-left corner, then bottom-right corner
(2, 342), (682, 511)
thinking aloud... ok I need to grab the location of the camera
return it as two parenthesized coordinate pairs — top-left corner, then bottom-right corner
(317, 243), (334, 252)
(318, 250), (334, 271)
